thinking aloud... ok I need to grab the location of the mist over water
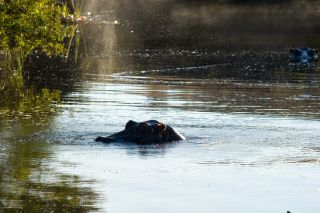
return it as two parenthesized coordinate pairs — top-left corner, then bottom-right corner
(78, 0), (320, 52)
(171, 1), (320, 48)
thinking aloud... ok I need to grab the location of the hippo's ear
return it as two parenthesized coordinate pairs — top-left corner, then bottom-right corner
(157, 123), (166, 133)
(125, 120), (138, 129)
(316, 49), (319, 54)
(289, 48), (294, 53)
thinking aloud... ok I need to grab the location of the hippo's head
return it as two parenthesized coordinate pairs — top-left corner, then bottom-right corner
(124, 120), (165, 144)
(289, 48), (318, 63)
(96, 120), (185, 144)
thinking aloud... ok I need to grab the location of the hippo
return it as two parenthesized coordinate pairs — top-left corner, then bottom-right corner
(289, 48), (318, 63)
(95, 120), (185, 144)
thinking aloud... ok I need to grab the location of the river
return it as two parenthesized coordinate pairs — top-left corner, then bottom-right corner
(2, 49), (320, 212)
(1, 1), (320, 212)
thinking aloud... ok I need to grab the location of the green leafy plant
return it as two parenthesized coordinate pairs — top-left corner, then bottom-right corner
(0, 0), (71, 57)
(0, 0), (75, 116)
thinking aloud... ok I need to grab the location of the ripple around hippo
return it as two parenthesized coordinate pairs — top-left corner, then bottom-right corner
(95, 120), (185, 145)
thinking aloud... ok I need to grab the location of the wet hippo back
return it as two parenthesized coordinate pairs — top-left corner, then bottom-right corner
(96, 120), (185, 144)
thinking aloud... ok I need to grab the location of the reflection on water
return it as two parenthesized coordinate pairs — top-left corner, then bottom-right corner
(0, 118), (100, 212)
(48, 47), (320, 212)
(2, 0), (320, 212)
(2, 47), (320, 211)
(81, 48), (320, 119)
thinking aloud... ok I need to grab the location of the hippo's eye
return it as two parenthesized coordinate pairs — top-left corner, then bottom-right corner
(149, 123), (166, 133)
(137, 123), (150, 133)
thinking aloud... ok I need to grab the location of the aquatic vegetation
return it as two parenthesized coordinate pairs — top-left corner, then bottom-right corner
(0, 0), (77, 116)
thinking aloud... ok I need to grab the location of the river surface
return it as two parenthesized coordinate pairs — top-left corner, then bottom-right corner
(1, 49), (320, 212)
(2, 1), (320, 211)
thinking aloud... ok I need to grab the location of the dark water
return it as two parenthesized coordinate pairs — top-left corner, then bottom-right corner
(2, 1), (320, 212)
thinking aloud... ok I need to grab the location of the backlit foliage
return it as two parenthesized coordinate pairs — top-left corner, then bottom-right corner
(0, 0), (69, 56)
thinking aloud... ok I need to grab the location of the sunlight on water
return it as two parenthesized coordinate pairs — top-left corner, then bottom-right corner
(41, 72), (320, 213)
(2, 51), (320, 212)
(56, 74), (320, 164)
(2, 0), (320, 210)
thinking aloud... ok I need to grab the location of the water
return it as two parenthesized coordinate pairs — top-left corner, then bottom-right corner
(2, 53), (320, 212)
(2, 1), (320, 212)
(54, 73), (320, 213)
